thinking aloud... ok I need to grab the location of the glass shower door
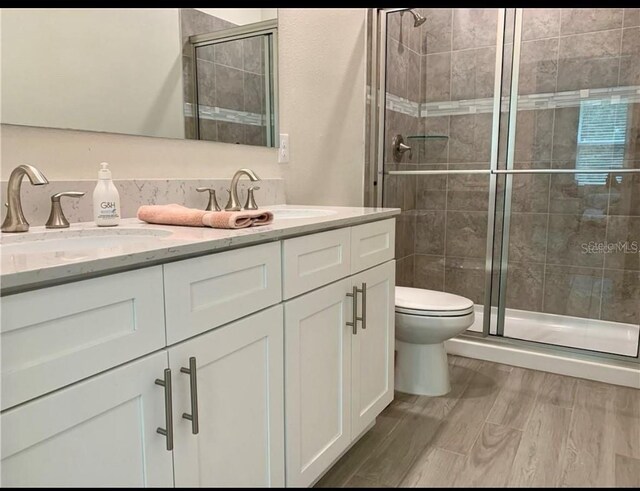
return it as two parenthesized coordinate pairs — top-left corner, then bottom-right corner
(378, 7), (639, 360)
(498, 8), (640, 357)
(381, 8), (505, 336)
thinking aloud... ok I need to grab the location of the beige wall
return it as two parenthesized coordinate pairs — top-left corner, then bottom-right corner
(1, 9), (185, 139)
(194, 8), (276, 25)
(0, 9), (367, 206)
(0, 124), (280, 180)
(278, 9), (366, 207)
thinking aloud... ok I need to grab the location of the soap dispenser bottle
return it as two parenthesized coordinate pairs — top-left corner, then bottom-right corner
(93, 162), (121, 226)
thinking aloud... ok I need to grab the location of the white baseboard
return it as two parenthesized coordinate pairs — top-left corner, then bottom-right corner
(445, 337), (640, 389)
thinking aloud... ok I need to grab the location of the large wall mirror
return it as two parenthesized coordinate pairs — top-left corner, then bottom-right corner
(0, 8), (278, 147)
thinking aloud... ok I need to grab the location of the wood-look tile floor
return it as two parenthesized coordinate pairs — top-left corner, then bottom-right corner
(315, 355), (640, 488)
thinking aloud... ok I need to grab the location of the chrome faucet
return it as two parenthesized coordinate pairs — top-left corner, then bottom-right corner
(224, 168), (261, 211)
(1, 164), (49, 233)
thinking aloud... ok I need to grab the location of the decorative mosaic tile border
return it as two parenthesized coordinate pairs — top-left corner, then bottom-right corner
(516, 85), (640, 111)
(386, 93), (419, 117)
(383, 85), (640, 118)
(184, 103), (265, 126)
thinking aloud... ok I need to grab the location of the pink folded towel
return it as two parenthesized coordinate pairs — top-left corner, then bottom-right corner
(137, 204), (274, 229)
(201, 209), (274, 228)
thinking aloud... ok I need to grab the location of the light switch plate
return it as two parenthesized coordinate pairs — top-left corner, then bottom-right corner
(278, 134), (289, 164)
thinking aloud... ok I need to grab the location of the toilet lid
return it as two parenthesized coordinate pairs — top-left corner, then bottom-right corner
(395, 287), (474, 317)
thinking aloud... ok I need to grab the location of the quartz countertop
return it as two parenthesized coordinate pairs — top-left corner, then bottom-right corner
(0, 204), (400, 295)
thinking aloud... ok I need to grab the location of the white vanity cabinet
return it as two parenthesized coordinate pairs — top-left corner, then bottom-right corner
(169, 306), (285, 487)
(284, 277), (353, 486)
(350, 260), (395, 437)
(0, 351), (173, 487)
(283, 222), (395, 487)
(0, 215), (396, 488)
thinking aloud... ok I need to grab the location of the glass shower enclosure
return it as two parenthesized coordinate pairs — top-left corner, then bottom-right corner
(367, 8), (640, 363)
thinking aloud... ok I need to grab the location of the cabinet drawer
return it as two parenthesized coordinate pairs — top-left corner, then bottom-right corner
(0, 266), (165, 411)
(163, 241), (282, 345)
(350, 219), (395, 274)
(282, 227), (351, 299)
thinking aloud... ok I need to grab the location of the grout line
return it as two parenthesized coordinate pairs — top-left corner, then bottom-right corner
(194, 56), (264, 77)
(430, 363), (486, 456)
(341, 413), (407, 487)
(555, 390), (577, 487)
(616, 25), (625, 86)
(524, 24), (627, 44)
(443, 15), (453, 295)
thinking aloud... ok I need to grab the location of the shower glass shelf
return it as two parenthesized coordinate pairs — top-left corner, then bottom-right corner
(407, 135), (449, 139)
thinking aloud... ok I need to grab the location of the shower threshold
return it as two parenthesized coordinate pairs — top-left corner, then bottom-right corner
(467, 305), (639, 358)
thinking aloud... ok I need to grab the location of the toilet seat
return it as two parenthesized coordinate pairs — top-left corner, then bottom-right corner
(395, 287), (474, 317)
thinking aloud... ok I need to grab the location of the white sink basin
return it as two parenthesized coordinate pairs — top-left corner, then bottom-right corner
(272, 208), (337, 220)
(0, 228), (173, 255)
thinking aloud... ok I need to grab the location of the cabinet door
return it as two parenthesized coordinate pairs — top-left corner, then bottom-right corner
(350, 260), (395, 436)
(170, 306), (285, 487)
(0, 351), (173, 487)
(284, 278), (352, 487)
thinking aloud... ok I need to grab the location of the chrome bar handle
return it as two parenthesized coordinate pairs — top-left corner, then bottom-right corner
(346, 285), (365, 335)
(346, 286), (358, 335)
(155, 368), (174, 451)
(180, 357), (199, 435)
(360, 282), (367, 330)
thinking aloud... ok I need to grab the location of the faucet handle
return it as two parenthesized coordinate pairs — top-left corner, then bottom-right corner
(244, 186), (260, 210)
(46, 191), (85, 229)
(224, 189), (235, 211)
(196, 187), (221, 211)
(51, 191), (85, 202)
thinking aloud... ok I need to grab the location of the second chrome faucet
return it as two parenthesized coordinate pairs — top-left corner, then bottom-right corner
(224, 168), (261, 211)
(1, 164), (49, 233)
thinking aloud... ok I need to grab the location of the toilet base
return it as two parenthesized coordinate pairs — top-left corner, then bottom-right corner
(394, 340), (451, 396)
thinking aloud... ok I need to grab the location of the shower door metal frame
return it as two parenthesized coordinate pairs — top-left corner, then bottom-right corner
(367, 7), (508, 338)
(366, 8), (640, 365)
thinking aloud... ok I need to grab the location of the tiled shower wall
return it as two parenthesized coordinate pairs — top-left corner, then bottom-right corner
(384, 8), (640, 325)
(384, 8), (499, 305)
(181, 9), (267, 146)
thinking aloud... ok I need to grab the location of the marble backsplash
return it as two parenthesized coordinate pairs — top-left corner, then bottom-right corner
(0, 178), (286, 227)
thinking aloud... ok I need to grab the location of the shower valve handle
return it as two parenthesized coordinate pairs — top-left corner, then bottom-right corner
(392, 134), (412, 162)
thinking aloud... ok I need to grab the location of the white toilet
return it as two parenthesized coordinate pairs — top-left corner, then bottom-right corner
(394, 287), (475, 396)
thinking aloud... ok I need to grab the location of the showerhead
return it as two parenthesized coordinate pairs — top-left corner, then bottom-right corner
(408, 9), (426, 27)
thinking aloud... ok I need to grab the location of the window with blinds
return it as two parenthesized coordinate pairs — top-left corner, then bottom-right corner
(575, 100), (628, 186)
